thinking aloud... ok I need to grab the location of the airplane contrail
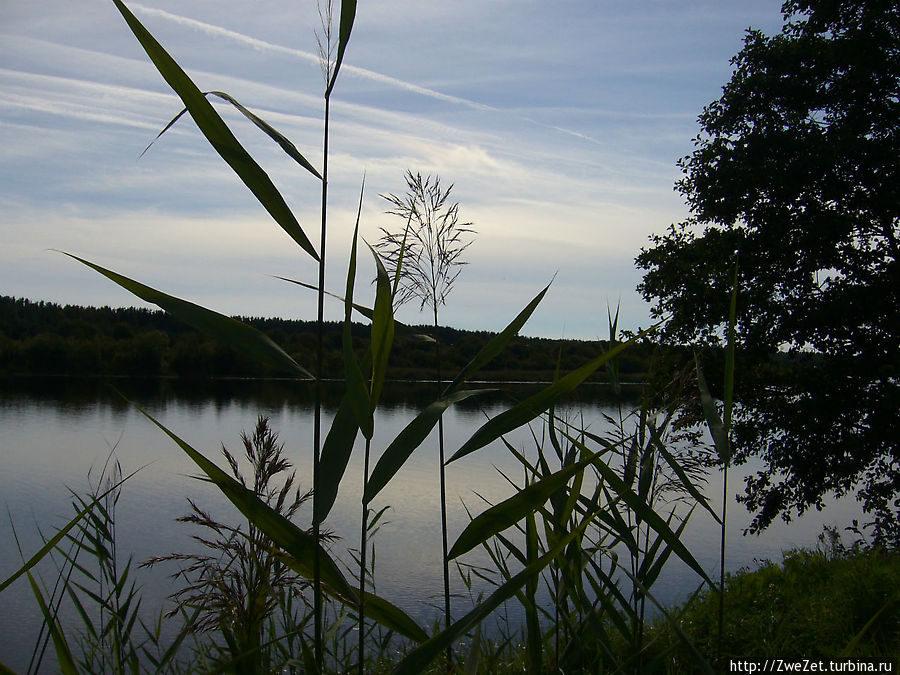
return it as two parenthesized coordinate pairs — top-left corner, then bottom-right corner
(130, 3), (604, 146)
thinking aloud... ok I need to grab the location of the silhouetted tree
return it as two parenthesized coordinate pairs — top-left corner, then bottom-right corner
(636, 0), (900, 545)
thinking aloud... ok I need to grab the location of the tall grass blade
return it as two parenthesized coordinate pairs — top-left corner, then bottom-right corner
(131, 399), (426, 643)
(449, 323), (660, 463)
(315, 394), (360, 523)
(622, 572), (715, 675)
(651, 426), (721, 523)
(557, 427), (713, 585)
(444, 283), (550, 395)
(132, 402), (356, 599)
(325, 0), (357, 97)
(342, 198), (373, 440)
(524, 509), (541, 674)
(838, 594), (897, 657)
(143, 91), (323, 180)
(364, 389), (492, 503)
(63, 252), (313, 378)
(367, 242), (394, 409)
(27, 571), (77, 675)
(393, 517), (594, 675)
(448, 441), (616, 559)
(0, 476), (134, 594)
(695, 358), (730, 463)
(363, 591), (428, 643)
(111, 0), (319, 259)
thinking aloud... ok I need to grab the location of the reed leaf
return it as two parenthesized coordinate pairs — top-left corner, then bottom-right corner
(558, 427), (713, 586)
(132, 402), (356, 600)
(143, 91), (322, 180)
(444, 282), (550, 395)
(111, 0), (318, 259)
(367, 242), (394, 410)
(343, 212), (373, 440)
(0, 474), (134, 594)
(63, 252), (313, 379)
(325, 0), (357, 97)
(363, 389), (491, 503)
(524, 509), (542, 674)
(134, 399), (429, 644)
(393, 517), (594, 675)
(363, 591), (428, 643)
(449, 323), (659, 463)
(695, 357), (730, 463)
(314, 394), (360, 523)
(27, 571), (78, 675)
(651, 425), (721, 523)
(274, 276), (424, 337)
(448, 440), (616, 560)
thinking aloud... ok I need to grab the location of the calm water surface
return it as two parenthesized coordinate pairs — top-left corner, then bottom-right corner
(0, 378), (864, 670)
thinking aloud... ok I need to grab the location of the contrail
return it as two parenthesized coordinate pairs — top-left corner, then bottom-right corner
(130, 4), (606, 146)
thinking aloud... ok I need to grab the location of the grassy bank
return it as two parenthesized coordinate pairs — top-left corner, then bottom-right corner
(641, 540), (900, 667)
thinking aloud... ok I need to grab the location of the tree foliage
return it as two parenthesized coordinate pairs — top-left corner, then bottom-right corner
(636, 0), (900, 545)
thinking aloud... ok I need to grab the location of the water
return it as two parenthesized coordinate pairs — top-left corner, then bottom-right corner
(0, 378), (865, 670)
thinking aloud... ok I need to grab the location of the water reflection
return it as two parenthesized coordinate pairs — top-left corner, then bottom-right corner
(0, 378), (863, 671)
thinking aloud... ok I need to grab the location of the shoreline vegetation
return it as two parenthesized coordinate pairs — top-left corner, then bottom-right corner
(0, 295), (661, 384)
(3, 0), (896, 670)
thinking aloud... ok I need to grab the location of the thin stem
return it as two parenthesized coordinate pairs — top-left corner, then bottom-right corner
(717, 460), (729, 666)
(434, 304), (452, 671)
(358, 438), (371, 675)
(313, 92), (331, 672)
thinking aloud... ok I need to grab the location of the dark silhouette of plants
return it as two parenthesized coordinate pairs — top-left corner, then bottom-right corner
(375, 170), (474, 667)
(143, 416), (322, 672)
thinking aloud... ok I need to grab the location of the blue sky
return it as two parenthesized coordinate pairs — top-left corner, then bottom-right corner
(0, 0), (786, 339)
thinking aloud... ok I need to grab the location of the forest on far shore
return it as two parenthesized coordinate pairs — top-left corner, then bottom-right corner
(0, 296), (663, 382)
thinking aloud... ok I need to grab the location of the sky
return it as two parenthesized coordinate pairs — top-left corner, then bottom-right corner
(0, 0), (787, 340)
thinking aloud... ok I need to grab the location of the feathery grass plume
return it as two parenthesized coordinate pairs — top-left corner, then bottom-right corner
(142, 416), (323, 672)
(375, 170), (474, 669)
(376, 171), (475, 313)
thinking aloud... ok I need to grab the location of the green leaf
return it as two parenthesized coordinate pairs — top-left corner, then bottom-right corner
(111, 0), (318, 259)
(695, 357), (730, 463)
(142, 91), (322, 181)
(651, 425), (721, 524)
(524, 510), (542, 675)
(449, 323), (660, 463)
(274, 276), (424, 336)
(558, 427), (713, 587)
(393, 516), (593, 675)
(343, 189), (373, 439)
(0, 474), (135, 594)
(367, 242), (394, 409)
(314, 394), (360, 524)
(325, 0), (357, 98)
(364, 389), (492, 504)
(63, 252), (312, 379)
(132, 402), (358, 601)
(448, 439), (614, 560)
(364, 591), (428, 643)
(27, 571), (78, 675)
(444, 283), (550, 395)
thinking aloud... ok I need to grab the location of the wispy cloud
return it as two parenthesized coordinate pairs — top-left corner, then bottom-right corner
(129, 4), (609, 145)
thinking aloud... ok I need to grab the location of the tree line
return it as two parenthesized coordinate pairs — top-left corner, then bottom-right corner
(0, 295), (658, 382)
